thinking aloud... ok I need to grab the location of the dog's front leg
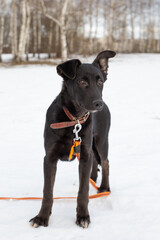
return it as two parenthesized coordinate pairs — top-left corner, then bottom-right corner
(30, 156), (58, 228)
(76, 146), (92, 228)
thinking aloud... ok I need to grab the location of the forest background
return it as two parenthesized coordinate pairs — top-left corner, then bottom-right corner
(0, 0), (160, 63)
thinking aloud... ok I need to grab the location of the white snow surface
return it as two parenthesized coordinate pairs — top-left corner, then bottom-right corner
(0, 54), (160, 240)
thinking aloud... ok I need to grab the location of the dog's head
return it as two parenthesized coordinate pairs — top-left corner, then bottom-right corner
(57, 50), (116, 112)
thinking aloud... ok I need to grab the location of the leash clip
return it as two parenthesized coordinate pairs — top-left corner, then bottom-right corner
(73, 121), (82, 142)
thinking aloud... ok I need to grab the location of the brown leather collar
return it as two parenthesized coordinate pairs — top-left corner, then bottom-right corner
(50, 106), (90, 129)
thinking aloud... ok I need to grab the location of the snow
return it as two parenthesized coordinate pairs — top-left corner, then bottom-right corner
(0, 53), (61, 66)
(0, 54), (160, 240)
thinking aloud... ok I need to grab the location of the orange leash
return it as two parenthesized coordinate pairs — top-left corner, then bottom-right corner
(0, 191), (110, 201)
(0, 140), (110, 201)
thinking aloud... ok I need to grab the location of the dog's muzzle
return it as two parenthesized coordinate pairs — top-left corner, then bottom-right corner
(92, 100), (104, 111)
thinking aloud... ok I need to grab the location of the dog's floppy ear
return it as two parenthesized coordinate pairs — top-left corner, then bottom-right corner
(57, 59), (81, 80)
(93, 50), (116, 80)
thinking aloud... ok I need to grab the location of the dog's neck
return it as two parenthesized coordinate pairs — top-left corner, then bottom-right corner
(60, 84), (88, 118)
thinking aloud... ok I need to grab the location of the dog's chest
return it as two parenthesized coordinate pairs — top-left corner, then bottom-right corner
(53, 129), (76, 161)
(56, 141), (75, 161)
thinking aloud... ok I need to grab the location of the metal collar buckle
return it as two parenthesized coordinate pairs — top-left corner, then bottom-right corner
(73, 120), (82, 142)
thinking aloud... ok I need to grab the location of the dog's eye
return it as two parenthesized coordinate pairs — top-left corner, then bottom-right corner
(79, 80), (89, 87)
(97, 79), (103, 86)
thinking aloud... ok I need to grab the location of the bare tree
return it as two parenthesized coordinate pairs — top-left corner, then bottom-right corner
(129, 0), (135, 52)
(157, 0), (160, 52)
(40, 0), (70, 61)
(32, 8), (37, 57)
(25, 0), (31, 61)
(78, 0), (86, 55)
(48, 20), (53, 58)
(37, 11), (41, 59)
(10, 0), (18, 61)
(55, 23), (60, 57)
(67, 0), (74, 53)
(139, 0), (144, 52)
(17, 0), (31, 62)
(93, 0), (99, 52)
(17, 0), (27, 62)
(122, 4), (128, 52)
(1, 0), (160, 63)
(108, 0), (114, 49)
(102, 0), (108, 50)
(147, 0), (154, 52)
(0, 0), (5, 62)
(89, 0), (93, 54)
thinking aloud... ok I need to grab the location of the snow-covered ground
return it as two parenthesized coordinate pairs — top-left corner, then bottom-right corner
(0, 54), (160, 240)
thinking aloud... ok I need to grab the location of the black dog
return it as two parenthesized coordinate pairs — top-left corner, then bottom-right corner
(30, 50), (116, 228)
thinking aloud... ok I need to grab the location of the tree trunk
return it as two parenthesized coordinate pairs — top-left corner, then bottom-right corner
(48, 20), (53, 58)
(60, 24), (67, 61)
(79, 0), (86, 55)
(147, 0), (153, 52)
(17, 0), (27, 62)
(60, 0), (69, 61)
(122, 6), (128, 52)
(40, 0), (69, 61)
(158, 1), (160, 52)
(103, 0), (108, 50)
(67, 0), (74, 54)
(82, 17), (86, 55)
(0, 0), (5, 62)
(32, 9), (37, 57)
(37, 11), (41, 59)
(25, 0), (31, 61)
(94, 0), (99, 52)
(55, 24), (60, 57)
(11, 0), (18, 62)
(129, 0), (135, 52)
(108, 0), (114, 49)
(89, 0), (93, 54)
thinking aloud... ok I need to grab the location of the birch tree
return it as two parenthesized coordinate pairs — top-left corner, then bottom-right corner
(40, 0), (70, 61)
(103, 0), (108, 50)
(94, 0), (99, 52)
(147, 0), (154, 52)
(37, 11), (41, 59)
(157, 1), (160, 52)
(17, 0), (27, 62)
(32, 9), (37, 57)
(139, 0), (144, 52)
(129, 0), (135, 52)
(89, 0), (93, 54)
(10, 0), (18, 61)
(0, 0), (5, 62)
(25, 0), (31, 61)
(17, 0), (31, 62)
(108, 0), (114, 49)
(55, 23), (60, 57)
(48, 20), (53, 58)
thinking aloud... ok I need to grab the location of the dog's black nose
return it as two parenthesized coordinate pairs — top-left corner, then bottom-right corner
(93, 100), (104, 111)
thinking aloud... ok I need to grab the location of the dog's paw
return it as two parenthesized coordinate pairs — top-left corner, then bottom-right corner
(76, 215), (90, 229)
(29, 216), (49, 228)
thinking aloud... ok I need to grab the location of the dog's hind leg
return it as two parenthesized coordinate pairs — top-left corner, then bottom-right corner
(30, 156), (58, 228)
(90, 153), (98, 183)
(98, 158), (110, 193)
(90, 139), (101, 182)
(93, 137), (110, 193)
